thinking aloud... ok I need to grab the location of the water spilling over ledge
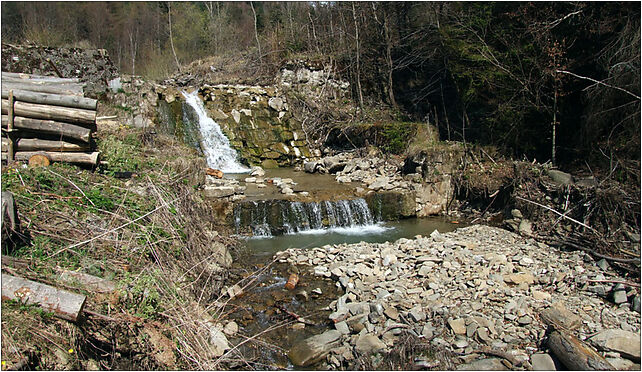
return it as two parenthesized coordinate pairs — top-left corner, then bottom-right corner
(234, 198), (381, 236)
(181, 90), (249, 173)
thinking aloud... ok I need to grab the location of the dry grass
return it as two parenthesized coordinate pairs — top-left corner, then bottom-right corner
(0, 126), (250, 369)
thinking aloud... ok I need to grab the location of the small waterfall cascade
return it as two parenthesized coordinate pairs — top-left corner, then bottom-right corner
(182, 90), (249, 173)
(234, 198), (378, 236)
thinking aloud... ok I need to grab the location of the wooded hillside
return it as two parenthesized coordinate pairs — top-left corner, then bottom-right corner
(2, 2), (639, 173)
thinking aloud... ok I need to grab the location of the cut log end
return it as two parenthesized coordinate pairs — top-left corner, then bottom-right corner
(28, 154), (51, 167)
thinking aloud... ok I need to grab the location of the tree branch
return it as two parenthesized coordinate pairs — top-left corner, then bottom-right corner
(557, 70), (640, 100)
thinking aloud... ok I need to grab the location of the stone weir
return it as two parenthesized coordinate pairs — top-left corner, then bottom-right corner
(201, 168), (419, 237)
(156, 85), (315, 169)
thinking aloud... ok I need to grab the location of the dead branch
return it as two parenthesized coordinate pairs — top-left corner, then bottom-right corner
(557, 70), (641, 100)
(516, 196), (597, 232)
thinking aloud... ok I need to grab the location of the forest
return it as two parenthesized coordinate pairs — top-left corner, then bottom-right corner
(1, 2), (640, 174)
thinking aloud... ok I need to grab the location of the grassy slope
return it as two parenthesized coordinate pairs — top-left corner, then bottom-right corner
(1, 124), (239, 370)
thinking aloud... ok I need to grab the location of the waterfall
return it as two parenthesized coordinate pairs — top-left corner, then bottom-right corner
(181, 90), (249, 173)
(235, 198), (382, 236)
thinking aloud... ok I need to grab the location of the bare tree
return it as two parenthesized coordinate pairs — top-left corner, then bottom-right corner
(167, 2), (181, 72)
(250, 2), (261, 63)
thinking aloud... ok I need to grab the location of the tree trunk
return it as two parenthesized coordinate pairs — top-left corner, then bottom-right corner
(2, 138), (89, 152)
(1, 273), (87, 322)
(352, 3), (364, 108)
(383, 11), (397, 108)
(251, 2), (262, 64)
(1, 100), (96, 125)
(1, 82), (83, 96)
(168, 2), (181, 72)
(2, 151), (100, 165)
(1, 89), (97, 110)
(1, 115), (91, 142)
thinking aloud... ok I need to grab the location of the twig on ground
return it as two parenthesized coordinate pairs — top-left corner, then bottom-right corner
(47, 169), (95, 207)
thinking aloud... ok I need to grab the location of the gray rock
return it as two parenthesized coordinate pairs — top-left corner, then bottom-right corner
(519, 256), (535, 266)
(268, 97), (285, 111)
(209, 325), (230, 357)
(531, 353), (556, 370)
(453, 336), (469, 349)
(613, 290), (628, 304)
(511, 209), (523, 219)
(335, 321), (350, 335)
(223, 321), (239, 336)
(323, 158), (346, 173)
(590, 329), (640, 361)
(518, 316), (532, 325)
(368, 176), (390, 191)
(384, 306), (399, 320)
(448, 318), (466, 335)
(203, 186), (235, 198)
(456, 358), (508, 370)
(249, 166), (265, 177)
(547, 169), (574, 185)
(518, 219), (533, 236)
(288, 330), (342, 367)
(304, 161), (317, 173)
(409, 306), (426, 322)
(355, 334), (386, 355)
(596, 258), (610, 271)
(606, 357), (635, 370)
(632, 295), (640, 314)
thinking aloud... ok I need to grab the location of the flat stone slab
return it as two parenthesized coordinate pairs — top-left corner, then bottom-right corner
(590, 329), (641, 361)
(288, 330), (342, 367)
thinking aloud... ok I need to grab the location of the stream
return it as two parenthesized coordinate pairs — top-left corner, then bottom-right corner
(182, 92), (465, 368)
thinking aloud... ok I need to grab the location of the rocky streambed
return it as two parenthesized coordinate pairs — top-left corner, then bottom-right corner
(273, 224), (640, 370)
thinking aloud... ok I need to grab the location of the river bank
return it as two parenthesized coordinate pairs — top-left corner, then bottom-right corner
(273, 224), (640, 370)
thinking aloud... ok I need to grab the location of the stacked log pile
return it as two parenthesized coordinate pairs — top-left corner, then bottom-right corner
(1, 72), (99, 165)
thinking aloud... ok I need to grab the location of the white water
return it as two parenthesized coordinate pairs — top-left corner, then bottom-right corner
(293, 223), (392, 236)
(182, 90), (249, 173)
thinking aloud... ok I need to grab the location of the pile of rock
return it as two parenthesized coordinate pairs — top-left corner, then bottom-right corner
(276, 225), (640, 370)
(304, 151), (457, 217)
(304, 152), (411, 192)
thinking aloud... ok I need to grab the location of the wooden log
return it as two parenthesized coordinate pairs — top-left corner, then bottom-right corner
(547, 331), (614, 370)
(2, 100), (95, 125)
(2, 151), (99, 165)
(1, 255), (30, 270)
(2, 115), (91, 142)
(2, 138), (89, 152)
(1, 89), (97, 110)
(2, 72), (80, 83)
(1, 77), (82, 88)
(540, 302), (614, 370)
(59, 270), (116, 293)
(1, 273), (86, 322)
(28, 154), (50, 167)
(7, 89), (15, 160)
(1, 82), (83, 96)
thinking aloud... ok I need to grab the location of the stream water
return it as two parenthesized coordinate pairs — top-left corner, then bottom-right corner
(243, 216), (462, 259)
